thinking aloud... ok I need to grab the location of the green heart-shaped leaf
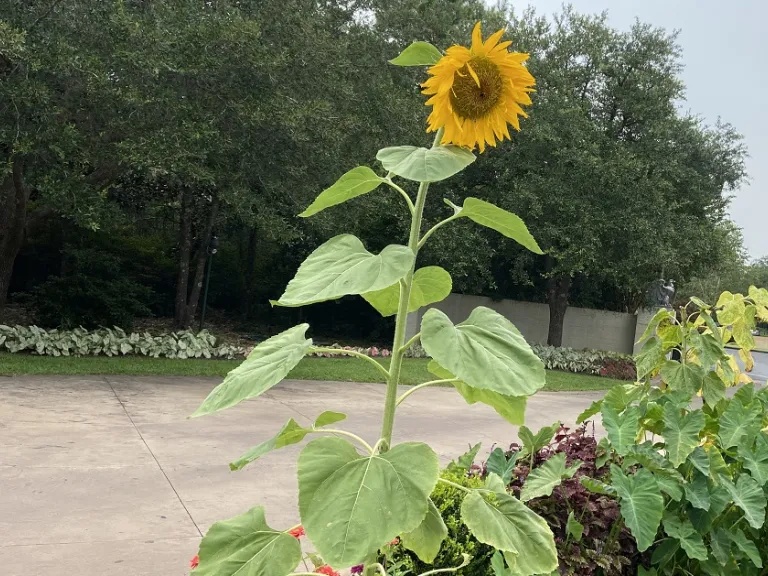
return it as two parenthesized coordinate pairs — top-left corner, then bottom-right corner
(193, 507), (301, 576)
(727, 528), (762, 568)
(660, 361), (705, 394)
(566, 511), (584, 541)
(401, 498), (447, 563)
(377, 145), (475, 182)
(298, 437), (438, 567)
(521, 453), (580, 502)
(460, 490), (558, 575)
(601, 404), (639, 456)
(740, 433), (768, 486)
(718, 398), (762, 449)
(455, 198), (543, 254)
(683, 472), (710, 510)
(273, 235), (414, 307)
(300, 167), (386, 217)
(662, 404), (704, 467)
(389, 41), (443, 66)
(192, 324), (312, 417)
(662, 513), (708, 561)
(720, 474), (767, 529)
(421, 306), (545, 397)
(363, 266), (452, 317)
(610, 465), (663, 552)
(518, 423), (558, 457)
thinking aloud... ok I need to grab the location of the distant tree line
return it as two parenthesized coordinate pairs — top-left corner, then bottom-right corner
(0, 0), (751, 345)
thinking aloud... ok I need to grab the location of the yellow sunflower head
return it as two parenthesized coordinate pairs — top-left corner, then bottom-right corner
(422, 22), (535, 152)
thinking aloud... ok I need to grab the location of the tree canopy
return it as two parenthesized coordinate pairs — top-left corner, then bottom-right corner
(0, 1), (752, 343)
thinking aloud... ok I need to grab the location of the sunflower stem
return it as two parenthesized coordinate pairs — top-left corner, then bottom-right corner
(379, 128), (444, 451)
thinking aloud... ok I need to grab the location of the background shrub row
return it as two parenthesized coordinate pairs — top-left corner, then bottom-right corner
(0, 325), (635, 378)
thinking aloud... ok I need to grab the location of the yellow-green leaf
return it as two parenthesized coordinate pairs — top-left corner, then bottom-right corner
(401, 499), (447, 563)
(363, 266), (452, 317)
(377, 145), (475, 182)
(389, 41), (443, 66)
(456, 198), (543, 254)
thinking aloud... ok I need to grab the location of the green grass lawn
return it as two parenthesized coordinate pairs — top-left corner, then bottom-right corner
(0, 353), (624, 391)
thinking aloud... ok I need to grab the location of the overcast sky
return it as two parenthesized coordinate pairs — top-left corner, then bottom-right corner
(504, 0), (767, 259)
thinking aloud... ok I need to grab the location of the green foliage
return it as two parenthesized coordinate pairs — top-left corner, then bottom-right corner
(597, 288), (768, 574)
(376, 146), (476, 183)
(364, 266), (453, 317)
(401, 499), (448, 563)
(421, 306), (546, 397)
(389, 42), (443, 66)
(299, 167), (387, 218)
(0, 325), (243, 359)
(452, 198), (543, 255)
(520, 453), (580, 502)
(192, 507), (301, 576)
(192, 325), (312, 417)
(272, 235), (414, 307)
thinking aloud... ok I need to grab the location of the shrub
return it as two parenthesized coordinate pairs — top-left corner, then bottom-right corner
(588, 287), (768, 574)
(27, 246), (152, 330)
(0, 325), (245, 359)
(389, 470), (494, 576)
(531, 345), (635, 379)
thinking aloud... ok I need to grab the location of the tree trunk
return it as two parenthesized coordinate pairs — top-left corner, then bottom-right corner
(183, 195), (219, 327)
(174, 188), (193, 328)
(0, 160), (28, 311)
(546, 270), (571, 348)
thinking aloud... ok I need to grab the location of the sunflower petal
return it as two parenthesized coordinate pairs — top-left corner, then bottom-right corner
(484, 28), (506, 52)
(471, 22), (483, 52)
(465, 63), (481, 88)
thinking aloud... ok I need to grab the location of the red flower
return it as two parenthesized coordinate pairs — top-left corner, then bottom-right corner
(389, 537), (400, 546)
(289, 525), (305, 539)
(190, 555), (200, 569)
(315, 565), (340, 576)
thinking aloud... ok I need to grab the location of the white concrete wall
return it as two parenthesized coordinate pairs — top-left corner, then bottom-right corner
(409, 293), (639, 354)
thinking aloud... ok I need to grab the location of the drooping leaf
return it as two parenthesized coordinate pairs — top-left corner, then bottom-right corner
(720, 474), (767, 529)
(363, 267), (452, 317)
(299, 167), (386, 217)
(298, 438), (438, 567)
(655, 474), (684, 502)
(401, 499), (448, 563)
(521, 453), (580, 502)
(610, 465), (663, 552)
(601, 404), (639, 455)
(727, 528), (762, 568)
(272, 235), (414, 308)
(650, 538), (679, 566)
(428, 361), (527, 425)
(718, 398), (762, 449)
(193, 506), (301, 576)
(710, 528), (732, 566)
(376, 145), (475, 182)
(421, 307), (545, 397)
(460, 490), (558, 576)
(576, 399), (602, 424)
(518, 423), (558, 457)
(689, 446), (711, 477)
(638, 308), (675, 342)
(690, 331), (729, 367)
(623, 443), (683, 480)
(565, 511), (584, 541)
(660, 361), (705, 395)
(662, 513), (708, 561)
(683, 472), (711, 511)
(733, 319), (756, 349)
(230, 418), (311, 471)
(485, 473), (508, 495)
(192, 325), (312, 417)
(455, 198), (543, 254)
(490, 551), (512, 576)
(740, 434), (768, 486)
(389, 41), (443, 66)
(447, 442), (482, 474)
(486, 448), (519, 485)
(662, 403), (704, 467)
(702, 371), (726, 406)
(313, 411), (347, 428)
(580, 477), (616, 496)
(636, 337), (664, 380)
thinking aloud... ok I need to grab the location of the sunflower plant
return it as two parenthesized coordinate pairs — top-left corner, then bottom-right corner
(190, 24), (555, 576)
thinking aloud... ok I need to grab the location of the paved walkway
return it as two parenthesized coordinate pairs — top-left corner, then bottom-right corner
(0, 375), (604, 576)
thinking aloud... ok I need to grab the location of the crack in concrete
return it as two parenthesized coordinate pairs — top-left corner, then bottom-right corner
(102, 377), (203, 538)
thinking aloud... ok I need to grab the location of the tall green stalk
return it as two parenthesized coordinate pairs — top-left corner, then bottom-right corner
(380, 129), (443, 448)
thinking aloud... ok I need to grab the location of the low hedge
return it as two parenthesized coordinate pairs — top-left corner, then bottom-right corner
(0, 325), (636, 379)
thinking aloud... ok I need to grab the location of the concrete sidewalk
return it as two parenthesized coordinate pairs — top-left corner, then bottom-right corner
(0, 375), (604, 576)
